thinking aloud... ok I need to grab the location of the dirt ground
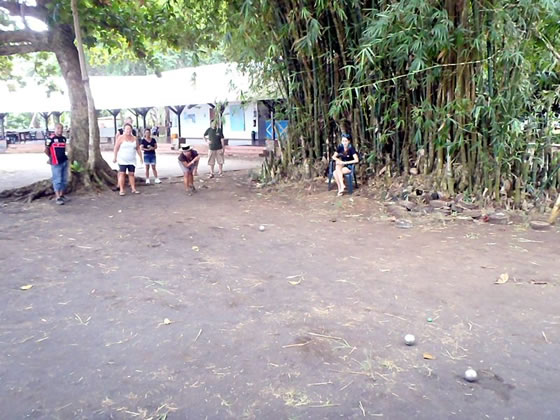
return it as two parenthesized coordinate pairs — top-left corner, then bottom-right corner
(0, 150), (262, 191)
(1, 171), (559, 420)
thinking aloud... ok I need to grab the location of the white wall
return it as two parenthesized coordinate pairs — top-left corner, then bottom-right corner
(222, 102), (257, 143)
(180, 105), (211, 140)
(170, 102), (258, 145)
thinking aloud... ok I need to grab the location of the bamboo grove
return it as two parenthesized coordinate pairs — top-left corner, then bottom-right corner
(224, 0), (560, 205)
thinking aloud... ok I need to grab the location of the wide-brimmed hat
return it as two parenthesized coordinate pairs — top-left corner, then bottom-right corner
(181, 144), (191, 151)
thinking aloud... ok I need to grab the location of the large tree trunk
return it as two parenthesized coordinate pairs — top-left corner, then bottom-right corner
(50, 24), (115, 190)
(69, 0), (113, 180)
(51, 24), (89, 168)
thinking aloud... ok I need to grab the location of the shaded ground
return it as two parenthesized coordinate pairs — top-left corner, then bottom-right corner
(0, 152), (261, 191)
(1, 172), (559, 419)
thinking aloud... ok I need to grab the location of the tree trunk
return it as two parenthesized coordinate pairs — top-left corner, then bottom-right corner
(51, 24), (89, 169)
(50, 24), (115, 191)
(69, 0), (112, 177)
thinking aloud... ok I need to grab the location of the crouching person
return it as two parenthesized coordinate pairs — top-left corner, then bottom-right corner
(178, 144), (200, 194)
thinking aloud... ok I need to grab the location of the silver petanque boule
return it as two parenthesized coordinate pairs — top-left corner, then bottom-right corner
(404, 334), (416, 346)
(259, 225), (265, 232)
(464, 368), (478, 382)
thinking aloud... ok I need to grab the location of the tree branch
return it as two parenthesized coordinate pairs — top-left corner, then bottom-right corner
(0, 29), (51, 56)
(0, 43), (47, 55)
(0, 0), (47, 21)
(0, 29), (49, 44)
(535, 29), (560, 65)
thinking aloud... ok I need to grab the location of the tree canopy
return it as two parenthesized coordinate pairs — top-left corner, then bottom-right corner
(0, 0), (228, 192)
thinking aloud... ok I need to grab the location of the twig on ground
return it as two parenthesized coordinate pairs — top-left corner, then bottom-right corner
(383, 313), (408, 322)
(307, 381), (333, 387)
(74, 313), (91, 326)
(359, 400), (366, 416)
(339, 380), (354, 391)
(443, 349), (467, 361)
(308, 332), (351, 348)
(283, 340), (313, 348)
(308, 402), (340, 408)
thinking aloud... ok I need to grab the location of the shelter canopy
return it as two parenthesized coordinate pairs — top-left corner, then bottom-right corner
(0, 63), (270, 113)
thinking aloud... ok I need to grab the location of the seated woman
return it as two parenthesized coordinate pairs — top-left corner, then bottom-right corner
(332, 133), (359, 196)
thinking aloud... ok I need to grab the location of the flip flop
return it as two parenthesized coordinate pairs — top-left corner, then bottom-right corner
(119, 191), (125, 196)
(131, 190), (140, 194)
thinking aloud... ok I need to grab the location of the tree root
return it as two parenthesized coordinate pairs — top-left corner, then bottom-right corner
(0, 180), (54, 203)
(0, 167), (118, 203)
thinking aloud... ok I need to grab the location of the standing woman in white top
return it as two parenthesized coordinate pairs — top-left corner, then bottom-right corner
(113, 123), (143, 196)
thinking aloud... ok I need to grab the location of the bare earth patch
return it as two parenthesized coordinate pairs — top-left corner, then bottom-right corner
(1, 171), (559, 419)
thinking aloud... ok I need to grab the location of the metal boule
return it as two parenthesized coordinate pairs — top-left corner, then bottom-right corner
(464, 368), (478, 382)
(404, 334), (416, 346)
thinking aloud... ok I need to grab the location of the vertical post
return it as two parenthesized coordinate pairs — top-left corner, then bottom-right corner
(165, 107), (171, 142)
(52, 112), (61, 125)
(133, 107), (151, 133)
(41, 112), (51, 135)
(0, 113), (6, 139)
(169, 106), (186, 137)
(108, 109), (121, 142)
(177, 106), (185, 137)
(271, 103), (276, 142)
(177, 111), (182, 138)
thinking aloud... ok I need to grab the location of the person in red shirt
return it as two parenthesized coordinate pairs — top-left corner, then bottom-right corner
(44, 123), (69, 205)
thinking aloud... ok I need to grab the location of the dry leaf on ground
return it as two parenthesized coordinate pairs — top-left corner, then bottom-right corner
(494, 273), (509, 284)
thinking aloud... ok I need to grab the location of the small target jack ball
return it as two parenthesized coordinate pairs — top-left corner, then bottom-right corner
(464, 368), (478, 382)
(404, 334), (416, 346)
(259, 225), (265, 232)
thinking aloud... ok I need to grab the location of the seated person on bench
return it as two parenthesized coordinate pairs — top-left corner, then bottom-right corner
(332, 133), (359, 196)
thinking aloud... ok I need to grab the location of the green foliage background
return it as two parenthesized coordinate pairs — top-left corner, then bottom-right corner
(219, 0), (560, 204)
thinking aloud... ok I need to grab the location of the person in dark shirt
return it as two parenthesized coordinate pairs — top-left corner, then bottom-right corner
(141, 128), (161, 184)
(203, 120), (225, 178)
(44, 123), (69, 205)
(117, 117), (137, 137)
(178, 144), (200, 194)
(332, 133), (359, 196)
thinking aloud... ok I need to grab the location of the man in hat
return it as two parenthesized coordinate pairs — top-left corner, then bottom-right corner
(178, 144), (200, 194)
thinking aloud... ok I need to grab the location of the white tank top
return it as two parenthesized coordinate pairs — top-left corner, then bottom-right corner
(117, 139), (137, 165)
